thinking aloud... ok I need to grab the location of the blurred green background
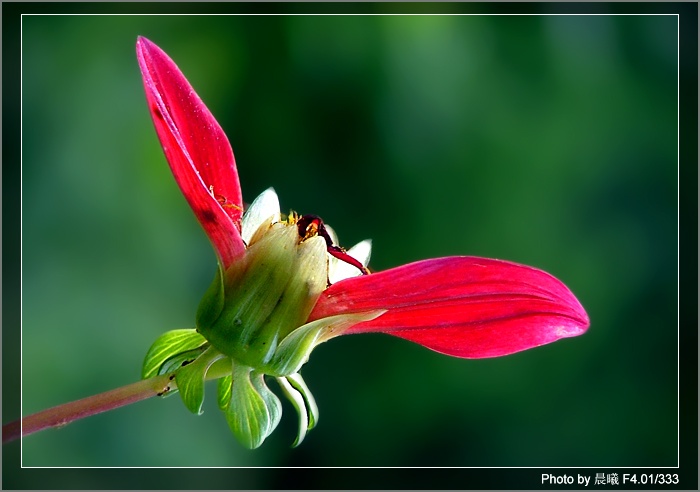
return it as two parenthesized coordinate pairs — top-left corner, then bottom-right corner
(10, 9), (679, 484)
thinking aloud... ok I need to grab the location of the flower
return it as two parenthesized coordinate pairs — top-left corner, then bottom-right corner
(136, 36), (590, 449)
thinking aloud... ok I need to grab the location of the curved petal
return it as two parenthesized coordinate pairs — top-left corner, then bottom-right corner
(241, 188), (280, 246)
(136, 36), (245, 268)
(308, 257), (589, 359)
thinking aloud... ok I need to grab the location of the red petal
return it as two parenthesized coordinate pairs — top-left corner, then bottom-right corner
(136, 36), (245, 268)
(308, 257), (589, 358)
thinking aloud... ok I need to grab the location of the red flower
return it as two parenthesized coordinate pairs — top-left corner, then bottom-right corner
(136, 36), (589, 448)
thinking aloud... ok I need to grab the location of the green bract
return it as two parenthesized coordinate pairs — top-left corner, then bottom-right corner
(222, 364), (282, 449)
(141, 329), (208, 380)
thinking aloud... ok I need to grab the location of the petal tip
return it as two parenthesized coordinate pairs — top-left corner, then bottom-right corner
(135, 36), (154, 57)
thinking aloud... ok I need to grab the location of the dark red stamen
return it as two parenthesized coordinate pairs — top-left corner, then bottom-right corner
(297, 214), (369, 275)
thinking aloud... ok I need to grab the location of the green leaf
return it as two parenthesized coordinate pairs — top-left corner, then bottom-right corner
(175, 347), (224, 415)
(223, 365), (282, 449)
(142, 329), (208, 379)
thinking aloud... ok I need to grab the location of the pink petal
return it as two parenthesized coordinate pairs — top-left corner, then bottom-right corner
(308, 257), (589, 358)
(136, 36), (245, 268)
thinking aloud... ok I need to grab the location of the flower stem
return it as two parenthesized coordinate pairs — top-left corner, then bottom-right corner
(2, 374), (174, 444)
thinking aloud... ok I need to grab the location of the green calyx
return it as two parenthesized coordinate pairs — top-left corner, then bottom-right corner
(196, 223), (328, 368)
(141, 221), (385, 448)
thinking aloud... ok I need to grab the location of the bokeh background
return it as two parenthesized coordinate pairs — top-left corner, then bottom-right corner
(6, 7), (684, 487)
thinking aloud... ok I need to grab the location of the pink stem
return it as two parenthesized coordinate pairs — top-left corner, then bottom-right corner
(2, 374), (173, 444)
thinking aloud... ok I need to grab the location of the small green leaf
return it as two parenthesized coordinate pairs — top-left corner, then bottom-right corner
(223, 365), (282, 449)
(175, 347), (224, 415)
(142, 329), (208, 379)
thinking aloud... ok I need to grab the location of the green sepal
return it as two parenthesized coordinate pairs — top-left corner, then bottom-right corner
(217, 374), (232, 411)
(223, 365), (282, 449)
(197, 226), (296, 365)
(287, 373), (318, 431)
(275, 373), (318, 447)
(265, 311), (385, 377)
(253, 233), (327, 349)
(158, 346), (209, 377)
(142, 329), (208, 379)
(195, 265), (226, 334)
(175, 346), (224, 415)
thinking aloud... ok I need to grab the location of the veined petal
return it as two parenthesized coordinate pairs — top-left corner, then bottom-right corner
(136, 36), (245, 268)
(308, 257), (589, 358)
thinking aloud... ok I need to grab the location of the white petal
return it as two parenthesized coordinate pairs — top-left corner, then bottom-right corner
(241, 188), (280, 246)
(328, 239), (372, 284)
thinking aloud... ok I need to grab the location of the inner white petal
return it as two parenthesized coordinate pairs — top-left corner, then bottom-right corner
(328, 239), (372, 284)
(241, 188), (281, 246)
